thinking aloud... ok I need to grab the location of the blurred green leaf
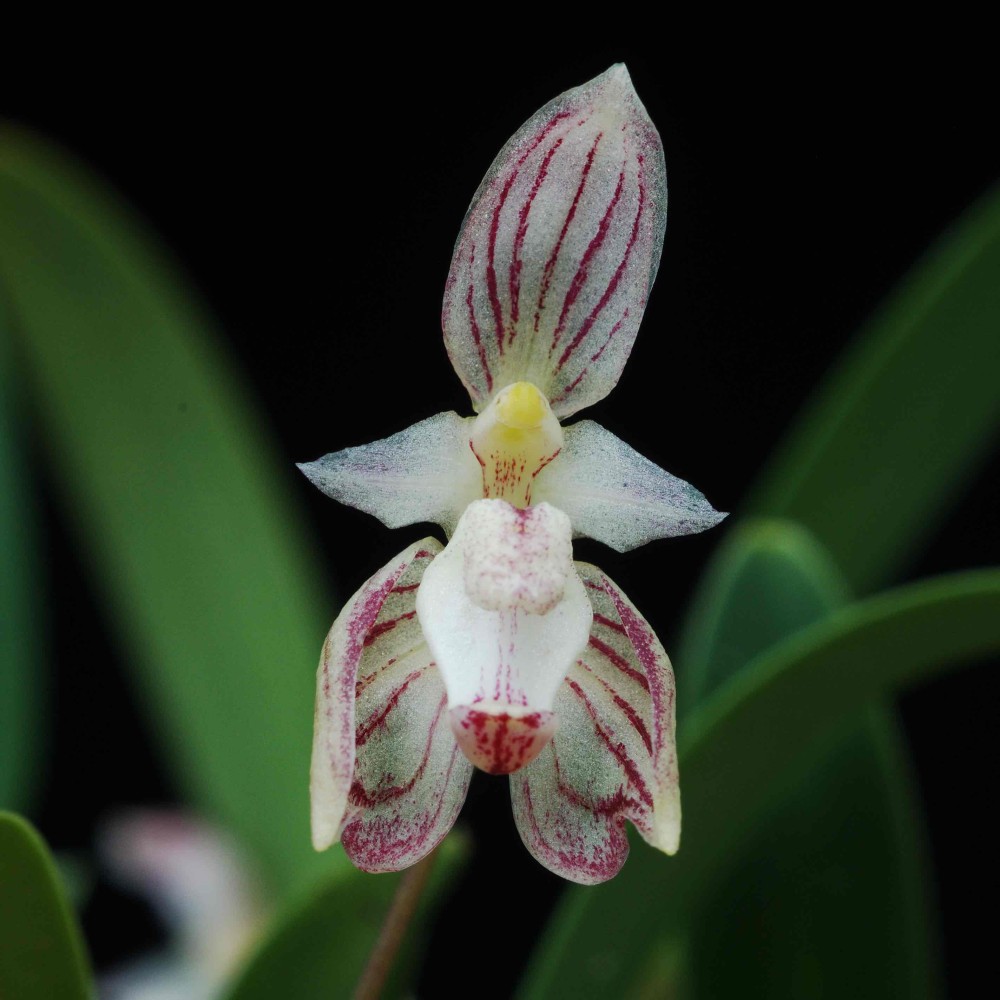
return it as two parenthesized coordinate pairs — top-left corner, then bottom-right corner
(686, 708), (934, 1000)
(520, 569), (1000, 998)
(0, 127), (330, 895)
(677, 519), (936, 999)
(746, 185), (1000, 592)
(0, 315), (42, 811)
(224, 834), (468, 1000)
(0, 812), (92, 1000)
(678, 518), (849, 709)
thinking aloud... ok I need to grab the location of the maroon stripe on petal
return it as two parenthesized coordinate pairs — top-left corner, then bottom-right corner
(604, 579), (675, 764)
(533, 128), (602, 335)
(598, 677), (653, 753)
(550, 163), (626, 356)
(326, 565), (402, 713)
(567, 679), (653, 807)
(486, 173), (518, 354)
(344, 699), (468, 872)
(525, 445), (562, 504)
(487, 113), (572, 356)
(355, 655), (395, 697)
(354, 647), (429, 697)
(464, 242), (493, 393)
(363, 610), (416, 647)
(343, 574), (398, 665)
(589, 308), (629, 365)
(509, 135), (565, 337)
(552, 750), (643, 817)
(549, 309), (629, 406)
(577, 662), (654, 754)
(421, 737), (463, 825)
(607, 593), (662, 691)
(350, 693), (447, 804)
(355, 669), (423, 747)
(587, 635), (650, 691)
(554, 159), (644, 373)
(609, 690), (653, 755)
(516, 755), (628, 884)
(519, 769), (546, 842)
(316, 549), (419, 828)
(592, 612), (627, 636)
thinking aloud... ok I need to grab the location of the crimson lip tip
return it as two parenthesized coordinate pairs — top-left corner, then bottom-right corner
(449, 705), (558, 775)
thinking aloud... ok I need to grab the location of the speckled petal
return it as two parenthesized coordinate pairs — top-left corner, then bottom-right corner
(510, 562), (679, 884)
(534, 419), (727, 552)
(442, 64), (667, 418)
(310, 538), (473, 871)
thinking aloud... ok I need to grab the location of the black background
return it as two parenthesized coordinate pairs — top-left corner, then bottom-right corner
(5, 35), (998, 998)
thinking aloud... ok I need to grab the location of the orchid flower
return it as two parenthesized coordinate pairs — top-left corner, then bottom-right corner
(300, 65), (725, 885)
(98, 811), (263, 1000)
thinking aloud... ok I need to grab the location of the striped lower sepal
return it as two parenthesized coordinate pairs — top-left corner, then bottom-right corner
(310, 538), (473, 872)
(510, 562), (680, 884)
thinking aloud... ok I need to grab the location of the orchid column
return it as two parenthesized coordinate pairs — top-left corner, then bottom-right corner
(300, 65), (725, 885)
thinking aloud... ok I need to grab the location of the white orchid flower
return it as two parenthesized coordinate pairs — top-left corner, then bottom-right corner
(300, 65), (725, 884)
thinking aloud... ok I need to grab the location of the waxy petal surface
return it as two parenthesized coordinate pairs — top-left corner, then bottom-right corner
(310, 538), (473, 871)
(298, 411), (481, 536)
(510, 563), (680, 884)
(443, 65), (667, 418)
(534, 420), (727, 551)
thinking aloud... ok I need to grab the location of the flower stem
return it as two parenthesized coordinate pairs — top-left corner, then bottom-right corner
(353, 850), (438, 1000)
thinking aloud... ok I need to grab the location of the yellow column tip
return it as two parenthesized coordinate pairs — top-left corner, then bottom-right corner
(495, 382), (547, 430)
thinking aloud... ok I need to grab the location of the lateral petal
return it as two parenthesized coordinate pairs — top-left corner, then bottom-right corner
(534, 420), (727, 552)
(510, 562), (680, 884)
(310, 538), (473, 871)
(297, 411), (481, 536)
(442, 64), (667, 418)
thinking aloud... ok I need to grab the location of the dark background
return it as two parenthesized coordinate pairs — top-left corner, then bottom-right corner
(5, 38), (998, 997)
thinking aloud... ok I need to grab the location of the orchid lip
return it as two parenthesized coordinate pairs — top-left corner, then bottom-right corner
(416, 499), (592, 718)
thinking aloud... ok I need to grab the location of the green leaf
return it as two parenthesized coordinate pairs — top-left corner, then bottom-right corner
(745, 184), (1000, 592)
(520, 569), (1000, 998)
(0, 812), (92, 1000)
(676, 518), (936, 1000)
(678, 518), (849, 709)
(0, 127), (330, 895)
(224, 835), (469, 1000)
(0, 315), (42, 811)
(687, 707), (935, 1000)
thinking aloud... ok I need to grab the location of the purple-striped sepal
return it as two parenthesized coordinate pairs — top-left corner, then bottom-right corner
(442, 64), (667, 419)
(511, 563), (680, 884)
(310, 538), (473, 871)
